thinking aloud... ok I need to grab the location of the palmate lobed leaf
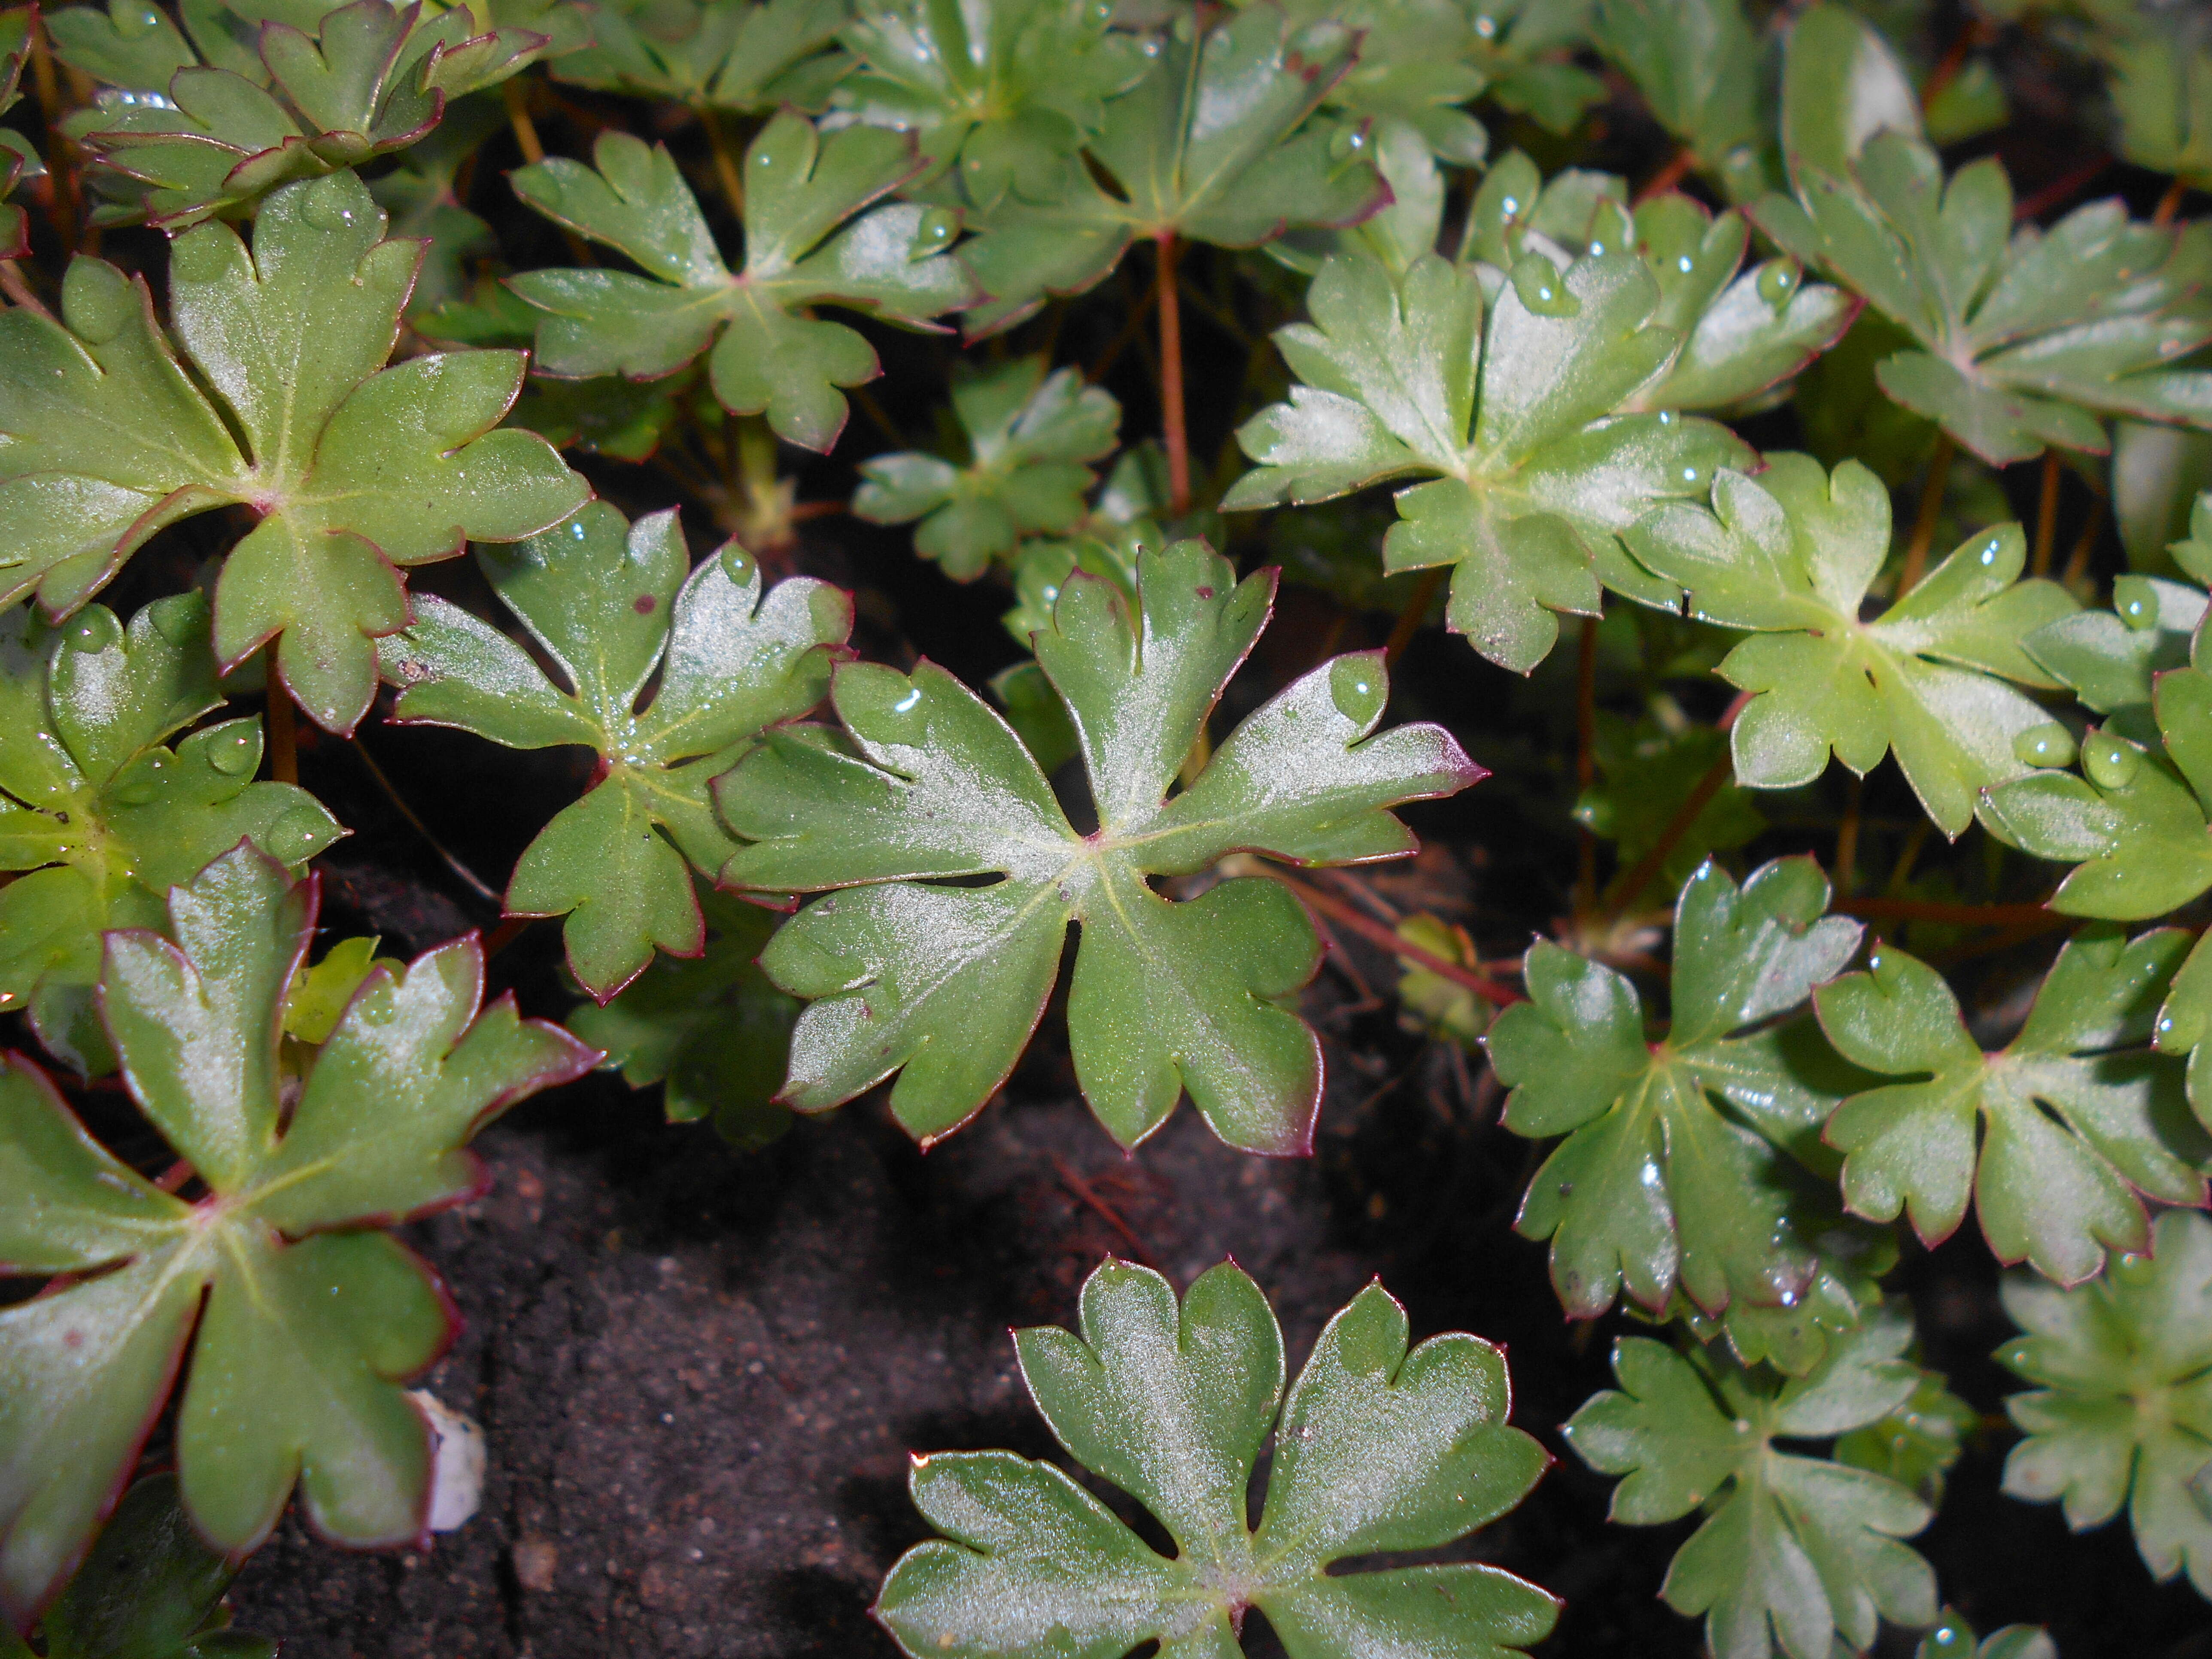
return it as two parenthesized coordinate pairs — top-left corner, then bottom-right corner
(509, 114), (981, 452)
(378, 500), (852, 1001)
(1488, 857), (1866, 1325)
(0, 167), (589, 735)
(1565, 1304), (1940, 1659)
(551, 0), (850, 113)
(0, 843), (596, 1629)
(1996, 1208), (2212, 1601)
(1624, 453), (2079, 837)
(875, 1257), (1558, 1659)
(1814, 930), (2209, 1287)
(52, 0), (559, 227)
(1983, 656), (2212, 921)
(913, 3), (1389, 337)
(1591, 0), (1768, 203)
(852, 351), (1121, 580)
(1752, 4), (2212, 468)
(0, 593), (339, 1075)
(717, 538), (1482, 1155)
(1225, 177), (1765, 673)
(830, 0), (1150, 211)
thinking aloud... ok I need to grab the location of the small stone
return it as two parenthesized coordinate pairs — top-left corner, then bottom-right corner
(513, 1537), (559, 1593)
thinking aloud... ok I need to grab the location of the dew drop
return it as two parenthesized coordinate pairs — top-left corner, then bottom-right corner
(893, 687), (922, 713)
(1677, 255), (1693, 273)
(1682, 467), (1698, 483)
(2083, 731), (2142, 790)
(2114, 575), (2160, 632)
(64, 608), (120, 653)
(2012, 722), (2075, 769)
(207, 725), (258, 776)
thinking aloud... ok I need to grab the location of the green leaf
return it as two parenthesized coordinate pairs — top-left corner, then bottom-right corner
(1663, 1194), (1900, 1379)
(0, 595), (340, 1074)
(1815, 930), (2208, 1285)
(379, 500), (851, 1000)
(552, 0), (850, 112)
(875, 1257), (1558, 1659)
(0, 8), (37, 260)
(1563, 1306), (1939, 1659)
(1488, 857), (1865, 1320)
(510, 115), (981, 451)
(1997, 1207), (2212, 1601)
(1753, 4), (2212, 467)
(2154, 926), (2212, 1121)
(921, 3), (1388, 336)
(1226, 232), (1750, 672)
(1574, 712), (1763, 906)
(853, 352), (1121, 580)
(54, 0), (555, 227)
(283, 933), (401, 1045)
(1833, 1369), (1976, 1504)
(831, 0), (1149, 210)
(566, 883), (799, 1148)
(1274, 0), (1494, 168)
(0, 168), (589, 732)
(1394, 913), (1495, 1048)
(2020, 577), (2203, 720)
(1623, 454), (2079, 836)
(15, 1474), (273, 1658)
(718, 538), (1482, 1154)
(2104, 16), (2212, 194)
(1982, 668), (2212, 920)
(0, 845), (594, 1626)
(1592, 0), (1769, 201)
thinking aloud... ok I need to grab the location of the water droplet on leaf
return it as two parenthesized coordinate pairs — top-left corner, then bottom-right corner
(2013, 723), (2075, 769)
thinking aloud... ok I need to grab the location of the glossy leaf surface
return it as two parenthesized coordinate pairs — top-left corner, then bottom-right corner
(0, 169), (589, 732)
(1489, 858), (1864, 1322)
(1815, 931), (2206, 1285)
(510, 115), (981, 450)
(379, 501), (851, 1000)
(1753, 5), (2212, 466)
(718, 538), (1482, 1153)
(1624, 454), (2078, 835)
(0, 595), (339, 1075)
(0, 845), (594, 1626)
(876, 1257), (1558, 1659)
(551, 0), (848, 111)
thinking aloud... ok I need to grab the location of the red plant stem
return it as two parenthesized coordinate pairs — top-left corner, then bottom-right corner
(1086, 273), (1157, 383)
(1632, 145), (1695, 204)
(266, 685), (297, 786)
(1835, 773), (1863, 898)
(1604, 689), (1752, 912)
(2032, 450), (2061, 578)
(1155, 232), (1189, 515)
(787, 500), (848, 522)
(1382, 567), (1448, 664)
(2012, 155), (2109, 224)
(1049, 1153), (1154, 1263)
(1919, 17), (1987, 112)
(1836, 897), (2057, 926)
(2154, 178), (2187, 228)
(1267, 866), (1525, 1006)
(1896, 432), (1954, 595)
(483, 915), (532, 959)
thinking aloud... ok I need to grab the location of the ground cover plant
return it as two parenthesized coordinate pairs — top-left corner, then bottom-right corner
(2, 0), (2212, 1653)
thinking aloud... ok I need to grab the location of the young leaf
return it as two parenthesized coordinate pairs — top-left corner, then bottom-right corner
(2103, 18), (2212, 196)
(1276, 0), (1493, 167)
(1395, 913), (1497, 1048)
(552, 0), (849, 112)
(1623, 454), (2079, 836)
(1814, 930), (2207, 1286)
(52, 0), (555, 227)
(1592, 0), (1769, 202)
(509, 116), (981, 451)
(1982, 669), (2212, 920)
(925, 3), (1389, 336)
(852, 353), (1121, 580)
(830, 0), (1149, 209)
(0, 595), (339, 1075)
(1997, 1207), (2212, 1601)
(1834, 1369), (1976, 1504)
(717, 538), (1482, 1154)
(1488, 857), (1864, 1321)
(0, 167), (589, 733)
(1564, 1305), (1940, 1659)
(1663, 1197), (1900, 1379)
(0, 845), (596, 1627)
(2018, 575), (2203, 724)
(875, 1257), (1558, 1659)
(1224, 233), (1751, 672)
(1753, 5), (2212, 467)
(565, 884), (799, 1149)
(378, 501), (851, 1000)
(2, 1474), (274, 1659)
